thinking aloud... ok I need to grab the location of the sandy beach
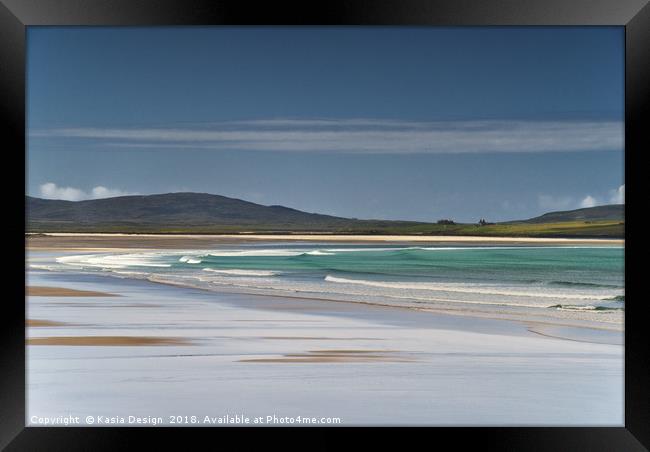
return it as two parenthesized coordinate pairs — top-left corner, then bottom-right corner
(26, 232), (624, 250)
(25, 235), (624, 426)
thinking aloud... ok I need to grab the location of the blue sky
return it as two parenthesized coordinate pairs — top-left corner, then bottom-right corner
(27, 27), (624, 222)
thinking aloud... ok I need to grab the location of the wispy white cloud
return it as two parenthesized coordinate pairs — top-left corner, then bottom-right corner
(538, 184), (625, 212)
(90, 186), (132, 199)
(580, 195), (597, 208)
(609, 184), (625, 204)
(39, 183), (87, 202)
(32, 118), (624, 154)
(39, 182), (136, 201)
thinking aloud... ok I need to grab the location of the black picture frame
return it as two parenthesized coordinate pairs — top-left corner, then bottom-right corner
(2, 0), (647, 450)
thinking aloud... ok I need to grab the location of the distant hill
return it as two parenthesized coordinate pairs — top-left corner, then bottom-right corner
(25, 192), (420, 233)
(25, 193), (624, 238)
(516, 204), (624, 224)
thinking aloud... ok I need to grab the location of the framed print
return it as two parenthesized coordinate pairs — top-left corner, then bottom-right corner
(1, 0), (648, 450)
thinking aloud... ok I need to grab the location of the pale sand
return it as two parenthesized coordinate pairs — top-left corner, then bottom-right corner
(27, 286), (117, 297)
(27, 336), (191, 346)
(26, 232), (623, 250)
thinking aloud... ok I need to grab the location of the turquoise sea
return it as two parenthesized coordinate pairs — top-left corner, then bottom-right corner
(48, 244), (624, 320)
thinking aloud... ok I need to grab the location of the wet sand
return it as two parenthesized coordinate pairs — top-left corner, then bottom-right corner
(240, 350), (413, 363)
(27, 319), (69, 327)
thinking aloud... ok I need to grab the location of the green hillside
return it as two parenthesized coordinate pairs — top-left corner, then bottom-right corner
(26, 193), (624, 238)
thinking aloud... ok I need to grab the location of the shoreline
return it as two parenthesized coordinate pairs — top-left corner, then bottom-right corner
(27, 267), (623, 341)
(26, 232), (624, 252)
(26, 272), (622, 344)
(145, 273), (623, 334)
